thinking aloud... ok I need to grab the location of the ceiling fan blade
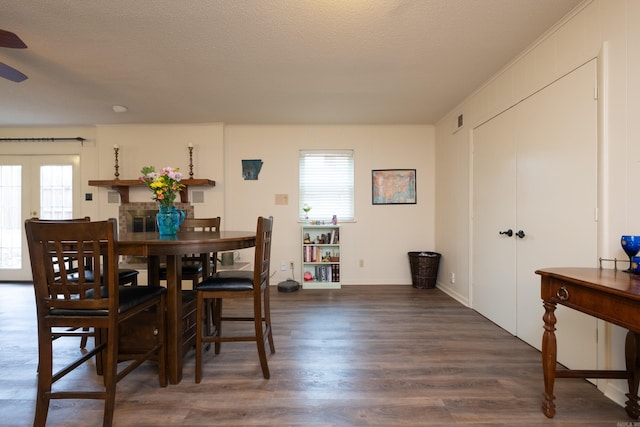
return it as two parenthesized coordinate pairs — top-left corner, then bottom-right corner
(0, 29), (27, 48)
(0, 62), (27, 82)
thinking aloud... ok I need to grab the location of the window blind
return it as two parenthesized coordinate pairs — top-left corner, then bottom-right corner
(299, 150), (354, 221)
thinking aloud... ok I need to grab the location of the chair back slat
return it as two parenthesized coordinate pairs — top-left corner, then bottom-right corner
(254, 216), (273, 292)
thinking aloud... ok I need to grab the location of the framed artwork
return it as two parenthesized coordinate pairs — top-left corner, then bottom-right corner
(242, 159), (263, 180)
(372, 169), (416, 205)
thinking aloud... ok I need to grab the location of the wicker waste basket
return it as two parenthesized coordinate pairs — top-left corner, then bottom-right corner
(408, 251), (441, 289)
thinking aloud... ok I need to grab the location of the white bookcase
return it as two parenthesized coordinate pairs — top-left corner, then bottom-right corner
(301, 224), (341, 289)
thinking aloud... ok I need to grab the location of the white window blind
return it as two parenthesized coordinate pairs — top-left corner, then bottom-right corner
(299, 150), (354, 221)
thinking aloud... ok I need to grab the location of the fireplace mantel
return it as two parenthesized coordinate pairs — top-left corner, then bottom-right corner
(88, 178), (215, 203)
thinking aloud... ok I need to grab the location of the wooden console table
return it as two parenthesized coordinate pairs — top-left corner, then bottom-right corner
(88, 178), (215, 203)
(535, 267), (640, 419)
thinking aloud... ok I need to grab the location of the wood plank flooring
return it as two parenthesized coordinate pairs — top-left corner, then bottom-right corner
(0, 283), (629, 426)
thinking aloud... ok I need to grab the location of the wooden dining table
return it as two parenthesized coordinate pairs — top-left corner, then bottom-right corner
(118, 230), (256, 384)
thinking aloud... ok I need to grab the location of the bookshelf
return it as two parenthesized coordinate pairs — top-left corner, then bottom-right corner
(301, 224), (341, 289)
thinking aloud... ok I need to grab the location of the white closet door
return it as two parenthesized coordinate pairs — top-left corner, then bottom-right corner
(472, 59), (598, 370)
(472, 107), (517, 334)
(515, 60), (598, 368)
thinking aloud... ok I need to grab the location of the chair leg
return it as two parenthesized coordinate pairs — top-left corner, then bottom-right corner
(95, 328), (105, 376)
(253, 300), (270, 379)
(80, 327), (90, 349)
(102, 328), (119, 427)
(264, 287), (275, 354)
(213, 298), (222, 355)
(34, 329), (53, 427)
(195, 293), (204, 384)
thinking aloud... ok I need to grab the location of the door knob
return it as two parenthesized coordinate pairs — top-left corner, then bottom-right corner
(516, 230), (525, 239)
(499, 229), (513, 237)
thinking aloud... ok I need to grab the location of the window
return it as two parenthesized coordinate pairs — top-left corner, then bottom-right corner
(299, 150), (354, 221)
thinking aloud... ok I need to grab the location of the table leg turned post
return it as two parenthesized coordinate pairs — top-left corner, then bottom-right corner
(542, 300), (557, 418)
(625, 331), (640, 419)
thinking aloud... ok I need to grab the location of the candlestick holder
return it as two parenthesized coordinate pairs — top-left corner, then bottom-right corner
(188, 145), (194, 178)
(113, 146), (120, 179)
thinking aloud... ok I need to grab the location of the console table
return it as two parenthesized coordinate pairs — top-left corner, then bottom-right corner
(535, 267), (640, 419)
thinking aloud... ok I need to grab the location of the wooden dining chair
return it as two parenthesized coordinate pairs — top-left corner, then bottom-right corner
(158, 217), (221, 288)
(195, 216), (275, 382)
(25, 218), (167, 427)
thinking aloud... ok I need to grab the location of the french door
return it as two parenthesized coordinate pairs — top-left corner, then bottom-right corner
(0, 155), (80, 281)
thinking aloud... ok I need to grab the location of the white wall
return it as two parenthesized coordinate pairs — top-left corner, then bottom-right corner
(434, 0), (638, 407)
(0, 123), (435, 286)
(223, 125), (435, 285)
(93, 124), (226, 220)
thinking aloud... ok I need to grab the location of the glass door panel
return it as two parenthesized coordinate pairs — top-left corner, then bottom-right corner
(0, 155), (79, 281)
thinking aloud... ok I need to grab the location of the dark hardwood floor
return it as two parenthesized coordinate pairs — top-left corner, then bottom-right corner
(0, 283), (628, 426)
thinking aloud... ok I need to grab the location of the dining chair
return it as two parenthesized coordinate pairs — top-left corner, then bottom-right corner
(25, 218), (167, 427)
(158, 216), (221, 288)
(195, 216), (275, 382)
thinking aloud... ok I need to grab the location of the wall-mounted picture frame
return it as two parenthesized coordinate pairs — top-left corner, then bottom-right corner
(372, 169), (416, 205)
(242, 159), (263, 180)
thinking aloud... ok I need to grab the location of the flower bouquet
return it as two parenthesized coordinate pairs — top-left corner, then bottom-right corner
(139, 166), (185, 207)
(139, 166), (186, 234)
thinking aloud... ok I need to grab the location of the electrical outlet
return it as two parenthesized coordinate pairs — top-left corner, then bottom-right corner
(280, 262), (287, 271)
(359, 259), (364, 268)
(450, 273), (456, 284)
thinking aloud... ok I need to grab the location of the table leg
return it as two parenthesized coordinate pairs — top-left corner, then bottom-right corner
(165, 254), (183, 384)
(625, 331), (640, 419)
(147, 256), (160, 286)
(542, 300), (557, 418)
(201, 253), (211, 278)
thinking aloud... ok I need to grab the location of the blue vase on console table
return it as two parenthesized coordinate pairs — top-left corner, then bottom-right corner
(156, 205), (185, 236)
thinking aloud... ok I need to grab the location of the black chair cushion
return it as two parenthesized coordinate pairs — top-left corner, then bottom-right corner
(51, 286), (166, 316)
(213, 270), (253, 280)
(197, 275), (254, 292)
(117, 286), (166, 313)
(67, 269), (139, 285)
(67, 270), (97, 282)
(118, 269), (139, 284)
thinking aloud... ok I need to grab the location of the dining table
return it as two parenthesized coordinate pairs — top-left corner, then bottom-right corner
(118, 230), (257, 384)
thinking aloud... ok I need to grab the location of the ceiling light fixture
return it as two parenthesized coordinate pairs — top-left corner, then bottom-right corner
(112, 105), (128, 113)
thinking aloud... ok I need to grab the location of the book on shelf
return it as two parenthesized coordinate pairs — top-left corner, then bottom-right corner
(311, 264), (340, 282)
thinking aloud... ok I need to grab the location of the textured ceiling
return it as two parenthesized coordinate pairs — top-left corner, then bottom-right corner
(0, 0), (583, 126)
